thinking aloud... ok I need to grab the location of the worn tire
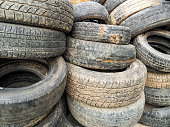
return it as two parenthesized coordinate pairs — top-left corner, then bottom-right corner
(139, 104), (170, 127)
(72, 22), (131, 44)
(144, 86), (170, 106)
(66, 60), (147, 108)
(0, 23), (66, 59)
(67, 92), (145, 127)
(0, 57), (67, 127)
(64, 37), (136, 70)
(121, 5), (170, 37)
(73, 1), (110, 23)
(134, 30), (170, 72)
(0, 0), (74, 33)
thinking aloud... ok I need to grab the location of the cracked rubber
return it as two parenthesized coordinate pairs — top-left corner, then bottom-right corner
(121, 4), (170, 37)
(66, 60), (147, 108)
(0, 57), (67, 127)
(64, 37), (136, 70)
(139, 104), (170, 127)
(72, 22), (131, 44)
(67, 92), (145, 127)
(144, 86), (170, 106)
(0, 23), (66, 59)
(0, 0), (74, 33)
(134, 30), (170, 72)
(73, 1), (110, 23)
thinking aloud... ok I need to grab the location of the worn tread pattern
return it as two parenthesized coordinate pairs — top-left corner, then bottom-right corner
(0, 0), (74, 33)
(121, 4), (170, 37)
(73, 1), (110, 23)
(72, 22), (131, 44)
(64, 37), (136, 70)
(66, 60), (147, 108)
(139, 104), (170, 127)
(134, 30), (170, 72)
(144, 86), (170, 106)
(0, 22), (66, 59)
(67, 93), (145, 127)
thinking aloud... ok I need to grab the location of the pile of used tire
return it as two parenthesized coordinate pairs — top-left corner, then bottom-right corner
(0, 0), (169, 127)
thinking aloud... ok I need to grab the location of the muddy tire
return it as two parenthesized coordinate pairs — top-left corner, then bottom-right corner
(134, 30), (170, 72)
(67, 92), (145, 127)
(72, 22), (131, 44)
(0, 57), (67, 126)
(139, 104), (170, 127)
(121, 5), (170, 37)
(64, 37), (136, 70)
(66, 60), (147, 108)
(0, 23), (66, 59)
(144, 86), (170, 106)
(73, 1), (110, 23)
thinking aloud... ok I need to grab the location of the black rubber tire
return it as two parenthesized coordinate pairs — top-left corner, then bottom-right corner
(66, 59), (147, 108)
(139, 104), (170, 127)
(72, 22), (131, 44)
(64, 37), (136, 70)
(67, 92), (145, 127)
(0, 0), (74, 33)
(103, 0), (127, 13)
(121, 4), (170, 37)
(0, 57), (67, 127)
(144, 86), (170, 106)
(134, 30), (170, 72)
(0, 23), (66, 59)
(73, 1), (110, 23)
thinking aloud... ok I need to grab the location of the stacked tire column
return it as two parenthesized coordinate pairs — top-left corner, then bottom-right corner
(64, 1), (147, 127)
(0, 0), (74, 126)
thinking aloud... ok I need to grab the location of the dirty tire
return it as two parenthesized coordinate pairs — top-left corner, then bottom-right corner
(121, 4), (170, 37)
(72, 22), (131, 44)
(0, 0), (74, 33)
(103, 0), (127, 13)
(146, 67), (170, 89)
(110, 0), (161, 25)
(144, 86), (170, 106)
(139, 104), (170, 127)
(134, 30), (170, 72)
(0, 23), (66, 59)
(0, 57), (67, 127)
(66, 59), (147, 108)
(64, 37), (136, 70)
(67, 92), (145, 127)
(73, 1), (110, 23)
(91, 0), (107, 4)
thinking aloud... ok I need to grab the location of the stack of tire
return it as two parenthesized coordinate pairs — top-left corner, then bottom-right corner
(0, 0), (74, 126)
(64, 1), (148, 127)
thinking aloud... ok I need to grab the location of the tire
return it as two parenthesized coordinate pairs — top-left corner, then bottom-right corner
(110, 0), (161, 25)
(144, 86), (170, 106)
(66, 59), (147, 108)
(67, 92), (145, 127)
(121, 4), (170, 37)
(64, 37), (136, 70)
(134, 30), (170, 72)
(0, 57), (67, 127)
(91, 0), (107, 4)
(103, 0), (126, 13)
(73, 1), (110, 23)
(72, 22), (131, 44)
(139, 104), (170, 127)
(0, 23), (66, 59)
(0, 0), (74, 33)
(69, 0), (90, 5)
(162, 0), (170, 4)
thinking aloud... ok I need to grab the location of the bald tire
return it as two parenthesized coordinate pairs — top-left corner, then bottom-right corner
(72, 22), (131, 44)
(73, 1), (110, 23)
(66, 60), (147, 108)
(0, 23), (66, 59)
(67, 93), (145, 127)
(121, 5), (170, 37)
(64, 37), (136, 70)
